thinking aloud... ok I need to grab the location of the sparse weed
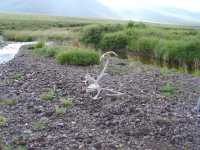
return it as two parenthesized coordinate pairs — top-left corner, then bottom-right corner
(160, 83), (175, 96)
(55, 106), (66, 115)
(0, 115), (7, 126)
(60, 97), (73, 108)
(33, 120), (47, 131)
(10, 73), (23, 81)
(0, 98), (17, 106)
(40, 89), (55, 101)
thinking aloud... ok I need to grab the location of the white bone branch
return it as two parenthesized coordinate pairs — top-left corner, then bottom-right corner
(84, 51), (124, 100)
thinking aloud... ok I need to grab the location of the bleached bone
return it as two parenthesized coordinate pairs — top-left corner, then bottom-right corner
(85, 51), (124, 99)
(196, 97), (200, 113)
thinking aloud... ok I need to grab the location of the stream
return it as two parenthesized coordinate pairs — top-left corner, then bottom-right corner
(0, 41), (36, 64)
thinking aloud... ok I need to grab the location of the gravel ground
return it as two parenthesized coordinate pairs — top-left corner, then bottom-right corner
(0, 47), (200, 150)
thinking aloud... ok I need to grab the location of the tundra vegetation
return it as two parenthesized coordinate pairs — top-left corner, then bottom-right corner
(0, 13), (199, 74)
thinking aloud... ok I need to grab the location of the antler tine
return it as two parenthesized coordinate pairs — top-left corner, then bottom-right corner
(100, 51), (118, 62)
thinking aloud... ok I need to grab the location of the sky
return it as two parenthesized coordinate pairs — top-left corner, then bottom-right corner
(98, 0), (200, 24)
(98, 0), (200, 12)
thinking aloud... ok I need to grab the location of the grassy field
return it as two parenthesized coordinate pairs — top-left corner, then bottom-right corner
(0, 12), (199, 74)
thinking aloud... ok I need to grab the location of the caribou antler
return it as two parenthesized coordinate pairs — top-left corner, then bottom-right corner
(85, 51), (124, 100)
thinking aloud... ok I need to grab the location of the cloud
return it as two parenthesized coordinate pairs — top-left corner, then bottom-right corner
(98, 0), (200, 12)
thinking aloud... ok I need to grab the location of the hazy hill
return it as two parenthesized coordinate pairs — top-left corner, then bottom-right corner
(0, 0), (200, 25)
(0, 0), (115, 18)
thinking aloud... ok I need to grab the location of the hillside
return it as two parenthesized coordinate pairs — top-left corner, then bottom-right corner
(0, 0), (115, 18)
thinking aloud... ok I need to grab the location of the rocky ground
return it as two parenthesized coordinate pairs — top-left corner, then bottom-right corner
(0, 47), (200, 150)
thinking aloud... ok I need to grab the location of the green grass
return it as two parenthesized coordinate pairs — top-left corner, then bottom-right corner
(160, 83), (176, 96)
(56, 48), (100, 65)
(40, 89), (55, 101)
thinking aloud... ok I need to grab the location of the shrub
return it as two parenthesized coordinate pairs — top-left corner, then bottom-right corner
(56, 48), (100, 65)
(127, 21), (135, 28)
(80, 24), (123, 47)
(126, 29), (140, 50)
(80, 24), (106, 46)
(99, 31), (128, 51)
(155, 38), (200, 66)
(176, 38), (200, 62)
(137, 37), (159, 57)
(103, 24), (123, 32)
(134, 22), (146, 28)
(155, 40), (181, 62)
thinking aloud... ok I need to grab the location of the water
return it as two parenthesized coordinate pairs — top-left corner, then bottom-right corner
(0, 42), (36, 64)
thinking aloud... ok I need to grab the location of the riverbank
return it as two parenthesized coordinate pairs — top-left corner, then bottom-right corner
(0, 47), (200, 149)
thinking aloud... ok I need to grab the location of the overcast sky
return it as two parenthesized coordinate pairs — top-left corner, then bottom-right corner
(98, 0), (200, 12)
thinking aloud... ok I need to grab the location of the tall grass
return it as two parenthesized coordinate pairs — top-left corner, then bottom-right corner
(3, 29), (75, 41)
(80, 23), (200, 71)
(56, 48), (100, 65)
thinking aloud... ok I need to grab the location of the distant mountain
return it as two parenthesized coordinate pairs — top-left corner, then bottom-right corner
(0, 0), (200, 25)
(0, 0), (115, 18)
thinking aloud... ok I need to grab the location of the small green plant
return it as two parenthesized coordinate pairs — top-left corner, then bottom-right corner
(160, 83), (175, 96)
(0, 98), (17, 105)
(33, 120), (47, 131)
(55, 106), (66, 115)
(34, 40), (45, 49)
(56, 48), (100, 65)
(0, 115), (7, 126)
(40, 89), (55, 101)
(10, 73), (23, 81)
(60, 97), (73, 108)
